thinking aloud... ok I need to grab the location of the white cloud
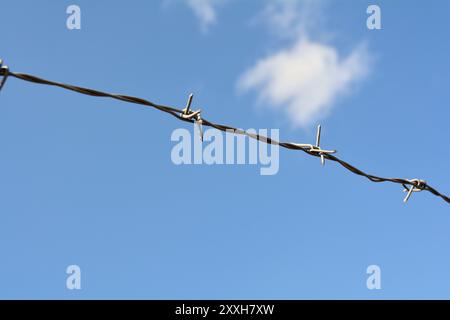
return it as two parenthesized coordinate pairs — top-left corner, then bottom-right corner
(185, 0), (217, 31)
(238, 1), (371, 128)
(238, 38), (369, 127)
(259, 0), (321, 37)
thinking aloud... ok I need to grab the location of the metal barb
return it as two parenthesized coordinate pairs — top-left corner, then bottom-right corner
(316, 124), (321, 148)
(315, 125), (325, 165)
(183, 93), (194, 116)
(307, 124), (328, 165)
(0, 59), (9, 92)
(196, 114), (204, 142)
(291, 125), (336, 165)
(181, 93), (202, 120)
(403, 179), (426, 203)
(180, 93), (203, 141)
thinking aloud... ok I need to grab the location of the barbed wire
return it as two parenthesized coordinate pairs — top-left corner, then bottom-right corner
(0, 60), (448, 204)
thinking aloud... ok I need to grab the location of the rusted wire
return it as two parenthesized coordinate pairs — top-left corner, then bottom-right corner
(1, 67), (449, 204)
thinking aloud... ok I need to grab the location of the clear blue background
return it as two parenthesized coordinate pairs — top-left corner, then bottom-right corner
(0, 0), (449, 299)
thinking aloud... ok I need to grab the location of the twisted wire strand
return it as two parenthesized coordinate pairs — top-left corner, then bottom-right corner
(2, 69), (449, 204)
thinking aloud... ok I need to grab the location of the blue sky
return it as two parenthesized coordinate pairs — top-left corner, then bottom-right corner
(0, 0), (449, 299)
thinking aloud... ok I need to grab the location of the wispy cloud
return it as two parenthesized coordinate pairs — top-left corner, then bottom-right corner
(238, 38), (369, 127)
(258, 0), (322, 37)
(185, 0), (217, 31)
(238, 0), (371, 128)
